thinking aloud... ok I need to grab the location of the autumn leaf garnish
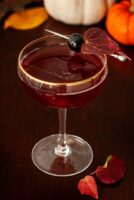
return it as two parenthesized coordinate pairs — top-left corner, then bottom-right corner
(4, 7), (48, 30)
(81, 27), (131, 61)
(78, 155), (127, 199)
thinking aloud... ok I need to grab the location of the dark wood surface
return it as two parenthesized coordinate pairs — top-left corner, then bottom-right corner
(0, 17), (134, 200)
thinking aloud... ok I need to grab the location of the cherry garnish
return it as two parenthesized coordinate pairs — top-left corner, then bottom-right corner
(45, 29), (83, 51)
(68, 33), (84, 51)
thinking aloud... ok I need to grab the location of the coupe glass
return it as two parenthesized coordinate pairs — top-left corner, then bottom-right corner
(18, 35), (108, 176)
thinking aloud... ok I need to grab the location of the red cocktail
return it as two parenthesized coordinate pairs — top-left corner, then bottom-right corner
(18, 35), (108, 176)
(19, 37), (107, 108)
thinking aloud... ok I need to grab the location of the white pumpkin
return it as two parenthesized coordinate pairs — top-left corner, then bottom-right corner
(44, 0), (115, 25)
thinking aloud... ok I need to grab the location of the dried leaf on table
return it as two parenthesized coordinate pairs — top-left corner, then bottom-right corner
(0, 0), (42, 21)
(96, 155), (127, 184)
(4, 7), (48, 30)
(78, 175), (98, 199)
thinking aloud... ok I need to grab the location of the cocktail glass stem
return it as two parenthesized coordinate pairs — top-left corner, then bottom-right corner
(55, 108), (71, 157)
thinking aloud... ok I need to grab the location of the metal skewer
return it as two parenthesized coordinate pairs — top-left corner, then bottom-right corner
(44, 29), (69, 40)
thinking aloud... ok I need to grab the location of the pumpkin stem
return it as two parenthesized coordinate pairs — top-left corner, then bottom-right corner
(130, 0), (134, 12)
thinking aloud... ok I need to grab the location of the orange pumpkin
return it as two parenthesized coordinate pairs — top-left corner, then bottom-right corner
(106, 0), (134, 45)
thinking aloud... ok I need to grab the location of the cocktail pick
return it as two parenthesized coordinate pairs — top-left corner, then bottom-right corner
(45, 28), (131, 61)
(45, 29), (84, 51)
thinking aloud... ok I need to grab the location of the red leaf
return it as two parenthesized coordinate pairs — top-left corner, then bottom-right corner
(81, 28), (131, 61)
(96, 155), (127, 184)
(78, 175), (98, 199)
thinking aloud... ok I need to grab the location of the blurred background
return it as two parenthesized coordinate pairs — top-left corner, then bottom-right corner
(0, 0), (133, 46)
(0, 1), (134, 200)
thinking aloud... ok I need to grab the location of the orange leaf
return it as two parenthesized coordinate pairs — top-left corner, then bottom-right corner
(4, 7), (48, 30)
(78, 175), (98, 199)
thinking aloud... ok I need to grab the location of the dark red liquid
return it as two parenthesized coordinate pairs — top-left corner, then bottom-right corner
(19, 45), (107, 108)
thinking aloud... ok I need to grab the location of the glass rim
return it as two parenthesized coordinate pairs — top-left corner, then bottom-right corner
(18, 35), (108, 87)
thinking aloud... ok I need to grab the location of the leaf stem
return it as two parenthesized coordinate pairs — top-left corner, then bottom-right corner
(90, 170), (96, 176)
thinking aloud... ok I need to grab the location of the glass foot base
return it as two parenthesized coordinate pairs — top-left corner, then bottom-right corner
(32, 134), (93, 177)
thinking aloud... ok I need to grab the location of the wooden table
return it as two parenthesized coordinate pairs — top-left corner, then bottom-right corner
(0, 18), (134, 200)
